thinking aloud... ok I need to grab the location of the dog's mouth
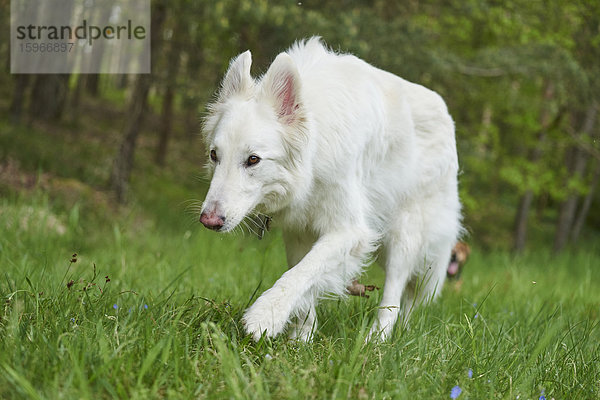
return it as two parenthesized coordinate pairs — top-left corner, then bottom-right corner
(447, 260), (460, 276)
(447, 253), (459, 277)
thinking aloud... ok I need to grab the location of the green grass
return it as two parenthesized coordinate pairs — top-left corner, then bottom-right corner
(1, 194), (599, 399)
(1, 120), (599, 399)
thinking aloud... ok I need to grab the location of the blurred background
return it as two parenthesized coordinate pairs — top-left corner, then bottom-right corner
(1, 0), (599, 253)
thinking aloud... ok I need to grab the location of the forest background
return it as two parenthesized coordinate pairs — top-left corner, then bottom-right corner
(0, 1), (599, 398)
(2, 0), (598, 252)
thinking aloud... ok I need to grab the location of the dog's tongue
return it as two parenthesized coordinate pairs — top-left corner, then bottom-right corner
(447, 261), (459, 276)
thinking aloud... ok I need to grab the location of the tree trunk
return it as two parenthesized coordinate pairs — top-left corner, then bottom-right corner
(84, 4), (112, 96)
(155, 29), (183, 166)
(553, 176), (581, 252)
(85, 75), (101, 97)
(109, 1), (167, 203)
(25, 1), (74, 122)
(110, 74), (152, 202)
(571, 160), (600, 242)
(9, 74), (30, 124)
(513, 190), (534, 252)
(512, 82), (554, 252)
(553, 104), (597, 252)
(155, 84), (175, 166)
(69, 74), (85, 124)
(28, 74), (71, 121)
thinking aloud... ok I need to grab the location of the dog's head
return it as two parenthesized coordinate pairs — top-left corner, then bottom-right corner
(447, 242), (471, 279)
(199, 51), (309, 232)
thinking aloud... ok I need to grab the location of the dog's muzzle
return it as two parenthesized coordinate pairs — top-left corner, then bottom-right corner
(200, 211), (226, 231)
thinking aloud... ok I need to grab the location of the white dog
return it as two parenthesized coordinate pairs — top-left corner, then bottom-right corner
(200, 38), (462, 341)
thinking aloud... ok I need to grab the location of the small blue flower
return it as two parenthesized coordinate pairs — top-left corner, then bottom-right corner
(113, 304), (118, 310)
(70, 317), (75, 323)
(144, 304), (148, 309)
(474, 312), (479, 319)
(539, 396), (546, 400)
(468, 368), (473, 379)
(450, 385), (462, 399)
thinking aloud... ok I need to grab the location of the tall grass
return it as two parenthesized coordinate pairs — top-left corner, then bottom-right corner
(1, 192), (598, 399)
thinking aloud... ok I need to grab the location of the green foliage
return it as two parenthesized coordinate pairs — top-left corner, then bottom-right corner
(3, 0), (599, 248)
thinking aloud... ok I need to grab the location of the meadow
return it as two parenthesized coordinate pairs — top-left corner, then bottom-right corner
(1, 121), (599, 400)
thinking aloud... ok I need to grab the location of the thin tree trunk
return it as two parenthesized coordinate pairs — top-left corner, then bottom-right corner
(553, 170), (582, 252)
(69, 74), (85, 124)
(28, 74), (71, 121)
(553, 104), (597, 252)
(9, 74), (30, 124)
(110, 74), (152, 202)
(84, 4), (113, 96)
(25, 1), (73, 122)
(571, 160), (600, 242)
(155, 30), (183, 166)
(514, 190), (534, 252)
(85, 75), (102, 97)
(109, 1), (167, 203)
(155, 84), (175, 166)
(513, 82), (554, 252)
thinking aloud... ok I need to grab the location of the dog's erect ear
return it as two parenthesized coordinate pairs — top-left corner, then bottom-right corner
(219, 50), (253, 100)
(262, 53), (302, 124)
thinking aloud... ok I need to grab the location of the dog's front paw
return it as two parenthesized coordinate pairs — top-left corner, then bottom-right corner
(242, 296), (290, 341)
(366, 321), (392, 343)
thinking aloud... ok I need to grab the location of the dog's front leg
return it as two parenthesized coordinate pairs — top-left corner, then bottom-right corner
(242, 228), (375, 341)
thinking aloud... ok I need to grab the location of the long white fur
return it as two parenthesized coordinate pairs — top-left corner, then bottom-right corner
(201, 37), (462, 341)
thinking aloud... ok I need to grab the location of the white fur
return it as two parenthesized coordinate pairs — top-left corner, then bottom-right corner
(201, 37), (462, 341)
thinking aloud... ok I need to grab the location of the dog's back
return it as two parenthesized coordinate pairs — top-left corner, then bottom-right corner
(283, 39), (459, 233)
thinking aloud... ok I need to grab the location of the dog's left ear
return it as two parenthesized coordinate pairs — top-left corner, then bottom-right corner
(262, 53), (303, 124)
(219, 50), (254, 101)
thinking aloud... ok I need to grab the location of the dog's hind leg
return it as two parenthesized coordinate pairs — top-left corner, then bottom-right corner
(399, 241), (452, 321)
(367, 209), (425, 341)
(288, 303), (317, 341)
(367, 237), (419, 341)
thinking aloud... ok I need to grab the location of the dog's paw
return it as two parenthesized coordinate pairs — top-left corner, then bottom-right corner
(242, 297), (290, 342)
(366, 311), (398, 342)
(365, 322), (391, 343)
(241, 316), (268, 342)
(288, 325), (313, 342)
(288, 316), (317, 342)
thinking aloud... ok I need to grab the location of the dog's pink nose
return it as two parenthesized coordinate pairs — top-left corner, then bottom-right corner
(200, 212), (226, 231)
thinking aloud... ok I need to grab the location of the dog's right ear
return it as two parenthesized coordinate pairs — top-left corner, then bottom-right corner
(261, 53), (303, 125)
(218, 50), (253, 100)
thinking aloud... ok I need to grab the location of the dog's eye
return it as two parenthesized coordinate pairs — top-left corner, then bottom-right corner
(246, 155), (261, 167)
(210, 150), (218, 162)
